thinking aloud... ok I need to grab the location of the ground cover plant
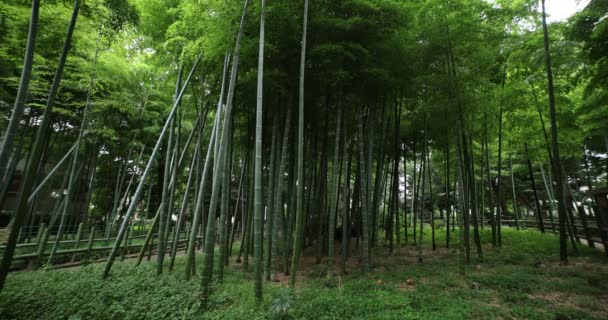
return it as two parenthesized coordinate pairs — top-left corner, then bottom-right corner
(1, 229), (607, 319)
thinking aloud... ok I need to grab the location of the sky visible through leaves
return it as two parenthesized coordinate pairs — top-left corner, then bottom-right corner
(545, 0), (590, 22)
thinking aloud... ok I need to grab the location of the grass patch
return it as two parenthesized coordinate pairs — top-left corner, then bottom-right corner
(0, 228), (606, 319)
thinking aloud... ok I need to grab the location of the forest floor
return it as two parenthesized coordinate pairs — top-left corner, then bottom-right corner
(0, 228), (607, 320)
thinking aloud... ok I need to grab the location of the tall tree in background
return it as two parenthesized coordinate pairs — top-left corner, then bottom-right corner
(290, 0), (309, 288)
(327, 106), (342, 277)
(540, 0), (568, 263)
(253, 0), (266, 304)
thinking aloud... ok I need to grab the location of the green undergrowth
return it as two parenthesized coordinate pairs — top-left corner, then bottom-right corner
(0, 228), (606, 319)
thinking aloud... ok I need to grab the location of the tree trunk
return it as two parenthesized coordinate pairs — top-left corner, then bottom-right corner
(495, 77), (505, 247)
(394, 103), (402, 251)
(200, 0), (251, 305)
(341, 135), (351, 274)
(253, 0), (266, 302)
(169, 147), (198, 271)
(445, 140), (451, 248)
(184, 54), (228, 280)
(264, 115), (278, 280)
(525, 143), (545, 232)
(271, 106), (292, 280)
(509, 154), (520, 230)
(327, 105), (342, 277)
(541, 0), (568, 263)
(290, 0), (309, 288)
(357, 109), (371, 272)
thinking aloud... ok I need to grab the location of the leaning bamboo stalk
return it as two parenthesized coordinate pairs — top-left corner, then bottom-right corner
(135, 206), (161, 266)
(33, 169), (72, 267)
(105, 147), (145, 250)
(183, 54), (228, 280)
(70, 223), (84, 262)
(200, 0), (252, 305)
(114, 147), (147, 223)
(168, 147), (198, 271)
(157, 68), (181, 274)
(48, 24), (101, 264)
(235, 150), (250, 263)
(101, 54), (201, 279)
(132, 123), (199, 267)
(0, 145), (23, 211)
(539, 164), (557, 232)
(106, 160), (126, 243)
(525, 143), (545, 232)
(34, 223), (45, 251)
(229, 154), (247, 259)
(27, 142), (77, 203)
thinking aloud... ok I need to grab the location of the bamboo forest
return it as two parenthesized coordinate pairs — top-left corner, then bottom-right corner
(0, 0), (607, 319)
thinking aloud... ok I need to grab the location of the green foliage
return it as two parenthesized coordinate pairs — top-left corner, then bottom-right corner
(2, 0), (604, 227)
(0, 0), (606, 317)
(270, 288), (294, 320)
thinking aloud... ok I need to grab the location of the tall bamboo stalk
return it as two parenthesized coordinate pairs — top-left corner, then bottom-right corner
(168, 147), (198, 271)
(525, 143), (545, 232)
(0, 0), (80, 292)
(327, 106), (342, 277)
(272, 106), (292, 280)
(252, 0), (266, 303)
(184, 54), (229, 280)
(341, 136), (351, 274)
(357, 109), (371, 272)
(200, 0), (252, 304)
(509, 154), (520, 230)
(290, 0), (310, 288)
(264, 115), (278, 280)
(541, 0), (568, 263)
(102, 54), (201, 279)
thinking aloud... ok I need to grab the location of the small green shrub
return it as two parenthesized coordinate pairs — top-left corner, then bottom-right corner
(271, 288), (294, 319)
